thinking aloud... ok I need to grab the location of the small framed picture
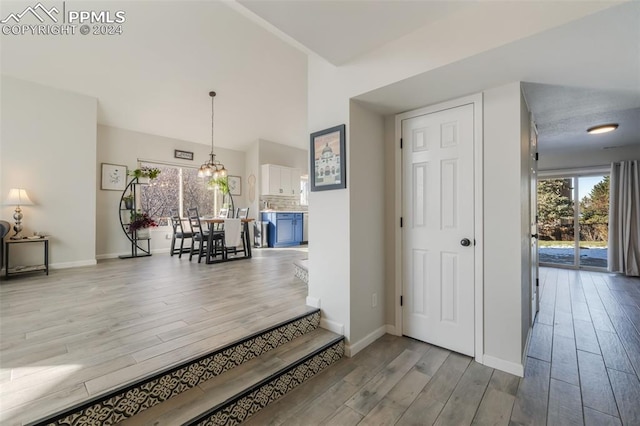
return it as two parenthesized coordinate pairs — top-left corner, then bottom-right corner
(101, 163), (128, 191)
(310, 124), (346, 191)
(174, 149), (194, 160)
(228, 175), (241, 196)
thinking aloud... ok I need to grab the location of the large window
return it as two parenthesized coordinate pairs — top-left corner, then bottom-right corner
(537, 173), (609, 269)
(139, 162), (219, 224)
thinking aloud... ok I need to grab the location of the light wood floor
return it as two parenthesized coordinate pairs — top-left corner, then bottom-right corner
(244, 268), (640, 426)
(0, 247), (309, 426)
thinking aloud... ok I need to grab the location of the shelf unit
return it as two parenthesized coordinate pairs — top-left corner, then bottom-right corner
(118, 177), (152, 259)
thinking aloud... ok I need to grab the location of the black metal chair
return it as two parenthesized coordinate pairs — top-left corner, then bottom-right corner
(187, 207), (225, 262)
(236, 207), (249, 219)
(234, 208), (249, 256)
(169, 209), (193, 258)
(187, 207), (209, 263)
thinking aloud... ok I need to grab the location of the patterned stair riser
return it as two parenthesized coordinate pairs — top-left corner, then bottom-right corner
(294, 264), (308, 283)
(193, 339), (344, 426)
(32, 310), (321, 426)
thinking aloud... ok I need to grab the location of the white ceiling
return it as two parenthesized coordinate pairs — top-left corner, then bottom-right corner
(237, 0), (472, 65)
(0, 1), (309, 151)
(238, 0), (640, 155)
(522, 83), (640, 154)
(2, 0), (638, 156)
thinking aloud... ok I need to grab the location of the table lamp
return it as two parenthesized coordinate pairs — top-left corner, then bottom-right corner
(4, 188), (34, 239)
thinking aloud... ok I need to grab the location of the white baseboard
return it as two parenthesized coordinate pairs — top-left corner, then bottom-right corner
(482, 354), (524, 377)
(306, 296), (321, 309)
(385, 324), (398, 335)
(347, 325), (387, 358)
(320, 318), (344, 336)
(50, 259), (97, 269)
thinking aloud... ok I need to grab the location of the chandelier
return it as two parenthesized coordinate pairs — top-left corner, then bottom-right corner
(198, 91), (227, 179)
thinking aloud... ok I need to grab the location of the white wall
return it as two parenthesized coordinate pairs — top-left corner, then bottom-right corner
(305, 1), (603, 362)
(520, 91), (533, 354)
(349, 101), (386, 348)
(1, 76), (97, 268)
(307, 55), (352, 341)
(96, 125), (246, 258)
(245, 140), (260, 220)
(259, 139), (308, 172)
(384, 115), (397, 326)
(539, 145), (640, 171)
(483, 82), (530, 372)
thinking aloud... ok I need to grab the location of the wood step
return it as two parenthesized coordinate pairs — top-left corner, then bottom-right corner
(117, 328), (344, 425)
(29, 307), (323, 426)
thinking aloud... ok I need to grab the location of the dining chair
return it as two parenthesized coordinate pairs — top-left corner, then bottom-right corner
(236, 207), (249, 219)
(169, 209), (193, 258)
(186, 207), (210, 263)
(233, 208), (249, 256)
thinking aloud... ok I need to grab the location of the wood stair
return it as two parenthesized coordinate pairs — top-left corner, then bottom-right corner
(30, 308), (344, 426)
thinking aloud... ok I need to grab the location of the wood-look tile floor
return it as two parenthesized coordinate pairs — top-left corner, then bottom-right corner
(244, 268), (640, 426)
(0, 247), (309, 426)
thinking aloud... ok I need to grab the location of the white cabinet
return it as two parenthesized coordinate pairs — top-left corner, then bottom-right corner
(262, 164), (301, 196)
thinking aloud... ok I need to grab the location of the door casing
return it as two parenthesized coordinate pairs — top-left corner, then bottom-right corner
(394, 93), (484, 363)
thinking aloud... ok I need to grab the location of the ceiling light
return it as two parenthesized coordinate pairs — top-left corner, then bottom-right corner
(587, 124), (618, 134)
(198, 91), (227, 179)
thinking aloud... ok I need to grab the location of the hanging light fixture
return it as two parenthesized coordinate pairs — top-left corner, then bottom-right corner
(198, 91), (227, 179)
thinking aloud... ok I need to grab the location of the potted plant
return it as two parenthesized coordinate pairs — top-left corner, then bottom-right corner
(129, 211), (158, 239)
(209, 177), (235, 212)
(122, 193), (134, 210)
(209, 177), (229, 195)
(129, 166), (161, 184)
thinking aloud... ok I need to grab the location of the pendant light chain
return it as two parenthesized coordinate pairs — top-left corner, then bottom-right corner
(198, 90), (227, 179)
(211, 91), (215, 157)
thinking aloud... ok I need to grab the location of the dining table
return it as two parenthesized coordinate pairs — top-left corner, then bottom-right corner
(202, 218), (254, 264)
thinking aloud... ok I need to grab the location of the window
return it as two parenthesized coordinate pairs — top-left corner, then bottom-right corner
(537, 173), (609, 269)
(139, 162), (218, 225)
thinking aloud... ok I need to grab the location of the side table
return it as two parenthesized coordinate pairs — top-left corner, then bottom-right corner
(4, 237), (49, 279)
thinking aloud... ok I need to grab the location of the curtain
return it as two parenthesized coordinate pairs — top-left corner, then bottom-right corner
(608, 160), (640, 276)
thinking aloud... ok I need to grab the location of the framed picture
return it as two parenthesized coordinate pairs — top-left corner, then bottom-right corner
(174, 149), (194, 160)
(228, 175), (242, 196)
(101, 163), (128, 191)
(310, 124), (346, 191)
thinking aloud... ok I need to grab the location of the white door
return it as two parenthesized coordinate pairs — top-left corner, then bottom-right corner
(402, 103), (475, 356)
(530, 120), (539, 323)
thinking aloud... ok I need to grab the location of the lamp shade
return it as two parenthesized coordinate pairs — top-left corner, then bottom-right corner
(4, 188), (34, 206)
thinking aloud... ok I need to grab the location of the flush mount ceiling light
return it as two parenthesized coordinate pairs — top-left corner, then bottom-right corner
(198, 91), (227, 179)
(587, 123), (619, 134)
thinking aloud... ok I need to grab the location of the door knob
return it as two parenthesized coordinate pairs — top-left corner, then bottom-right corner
(531, 233), (538, 239)
(460, 238), (471, 247)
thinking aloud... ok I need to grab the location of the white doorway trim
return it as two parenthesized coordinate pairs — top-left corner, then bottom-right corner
(394, 93), (484, 363)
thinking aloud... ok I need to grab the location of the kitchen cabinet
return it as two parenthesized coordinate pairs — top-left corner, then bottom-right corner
(261, 212), (303, 247)
(261, 164), (301, 197)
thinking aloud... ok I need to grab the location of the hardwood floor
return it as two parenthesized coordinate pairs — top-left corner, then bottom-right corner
(2, 256), (640, 426)
(244, 268), (640, 426)
(0, 247), (309, 426)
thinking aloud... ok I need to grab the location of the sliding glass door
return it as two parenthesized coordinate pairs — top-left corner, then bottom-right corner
(538, 174), (609, 270)
(578, 175), (609, 268)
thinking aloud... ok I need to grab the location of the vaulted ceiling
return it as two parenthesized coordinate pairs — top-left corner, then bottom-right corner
(2, 0), (638, 155)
